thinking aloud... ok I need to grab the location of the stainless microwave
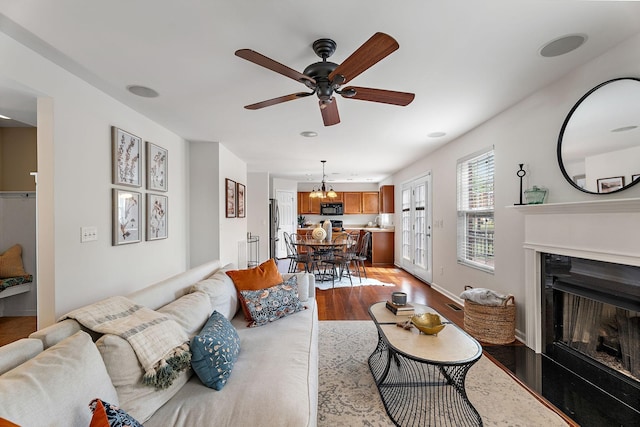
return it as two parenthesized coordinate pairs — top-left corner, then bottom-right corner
(320, 202), (343, 216)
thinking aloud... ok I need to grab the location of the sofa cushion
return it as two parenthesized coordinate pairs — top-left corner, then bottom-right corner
(157, 290), (212, 338)
(190, 311), (240, 390)
(96, 333), (191, 423)
(0, 418), (18, 427)
(0, 244), (27, 278)
(144, 301), (319, 427)
(240, 276), (306, 327)
(190, 268), (238, 320)
(0, 331), (119, 426)
(0, 338), (43, 375)
(89, 398), (143, 427)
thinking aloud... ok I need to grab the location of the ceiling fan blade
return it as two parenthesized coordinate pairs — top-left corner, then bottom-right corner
(245, 92), (314, 110)
(341, 86), (415, 106)
(235, 49), (316, 85)
(328, 32), (399, 84)
(320, 98), (340, 126)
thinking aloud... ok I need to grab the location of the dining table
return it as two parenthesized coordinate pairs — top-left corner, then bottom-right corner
(291, 239), (350, 281)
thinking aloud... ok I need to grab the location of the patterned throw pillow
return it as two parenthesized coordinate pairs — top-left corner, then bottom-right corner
(240, 276), (306, 328)
(190, 311), (241, 390)
(89, 398), (143, 427)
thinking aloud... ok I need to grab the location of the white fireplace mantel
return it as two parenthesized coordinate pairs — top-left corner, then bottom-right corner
(512, 197), (640, 352)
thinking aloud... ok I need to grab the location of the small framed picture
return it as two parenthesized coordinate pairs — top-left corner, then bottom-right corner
(597, 176), (625, 193)
(632, 174), (640, 182)
(113, 189), (142, 245)
(236, 183), (246, 218)
(147, 194), (168, 240)
(572, 174), (586, 189)
(225, 178), (236, 218)
(146, 142), (167, 192)
(112, 126), (142, 187)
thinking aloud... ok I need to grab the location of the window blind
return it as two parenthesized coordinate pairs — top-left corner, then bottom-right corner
(457, 149), (495, 271)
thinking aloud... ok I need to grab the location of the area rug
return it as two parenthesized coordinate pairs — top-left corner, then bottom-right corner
(315, 277), (394, 291)
(318, 320), (569, 427)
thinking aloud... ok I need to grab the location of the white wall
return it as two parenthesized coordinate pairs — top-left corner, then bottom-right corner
(247, 172), (269, 263)
(218, 144), (247, 266)
(1, 32), (189, 324)
(391, 32), (640, 339)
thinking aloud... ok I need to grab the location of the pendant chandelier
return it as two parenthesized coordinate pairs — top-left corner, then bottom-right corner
(309, 160), (337, 198)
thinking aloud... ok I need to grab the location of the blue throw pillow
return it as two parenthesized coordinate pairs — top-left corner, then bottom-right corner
(239, 275), (305, 328)
(190, 311), (240, 390)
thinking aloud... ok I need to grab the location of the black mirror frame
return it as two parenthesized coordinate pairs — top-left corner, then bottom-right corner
(557, 77), (640, 195)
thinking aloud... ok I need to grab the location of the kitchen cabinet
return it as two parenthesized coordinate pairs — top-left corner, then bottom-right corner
(298, 192), (343, 214)
(343, 192), (362, 214)
(370, 231), (394, 265)
(379, 185), (394, 213)
(362, 192), (379, 214)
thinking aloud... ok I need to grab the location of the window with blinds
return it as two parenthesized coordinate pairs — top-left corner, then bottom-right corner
(456, 148), (495, 272)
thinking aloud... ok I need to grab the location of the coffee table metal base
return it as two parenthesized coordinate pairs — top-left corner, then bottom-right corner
(368, 334), (483, 427)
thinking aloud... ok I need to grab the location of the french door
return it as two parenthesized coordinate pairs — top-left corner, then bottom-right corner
(401, 174), (432, 283)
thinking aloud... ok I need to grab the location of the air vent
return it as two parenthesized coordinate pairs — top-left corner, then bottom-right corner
(446, 303), (462, 311)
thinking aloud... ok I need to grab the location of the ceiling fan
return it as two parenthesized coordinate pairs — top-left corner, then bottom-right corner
(235, 32), (415, 126)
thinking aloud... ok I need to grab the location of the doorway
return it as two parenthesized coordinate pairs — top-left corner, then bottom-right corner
(275, 189), (295, 259)
(401, 174), (432, 283)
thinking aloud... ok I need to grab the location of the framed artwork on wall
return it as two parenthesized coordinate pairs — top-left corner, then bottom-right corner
(237, 182), (246, 218)
(113, 189), (141, 245)
(146, 142), (168, 192)
(597, 176), (625, 193)
(226, 178), (236, 218)
(147, 193), (168, 240)
(112, 126), (142, 187)
(632, 174), (640, 182)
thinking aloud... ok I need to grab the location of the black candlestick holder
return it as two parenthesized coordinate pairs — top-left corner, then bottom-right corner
(515, 164), (526, 205)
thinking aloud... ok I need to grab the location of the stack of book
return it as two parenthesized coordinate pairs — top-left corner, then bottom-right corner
(385, 300), (415, 316)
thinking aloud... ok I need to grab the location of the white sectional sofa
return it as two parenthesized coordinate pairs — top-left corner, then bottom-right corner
(0, 260), (319, 426)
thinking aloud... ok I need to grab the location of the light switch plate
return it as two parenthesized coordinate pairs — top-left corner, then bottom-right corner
(81, 226), (98, 242)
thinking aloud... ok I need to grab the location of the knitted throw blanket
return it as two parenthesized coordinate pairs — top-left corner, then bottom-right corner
(62, 296), (190, 389)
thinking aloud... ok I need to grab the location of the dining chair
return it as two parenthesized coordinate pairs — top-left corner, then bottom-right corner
(282, 232), (299, 273)
(321, 233), (357, 286)
(353, 231), (371, 280)
(289, 233), (315, 273)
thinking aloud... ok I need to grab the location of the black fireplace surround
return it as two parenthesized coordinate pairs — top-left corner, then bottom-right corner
(542, 254), (639, 425)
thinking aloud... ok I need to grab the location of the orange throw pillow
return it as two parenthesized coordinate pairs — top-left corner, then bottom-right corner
(226, 259), (283, 319)
(0, 244), (27, 279)
(0, 418), (19, 427)
(89, 400), (110, 427)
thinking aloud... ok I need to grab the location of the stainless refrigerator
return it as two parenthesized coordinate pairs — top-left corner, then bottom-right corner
(269, 198), (279, 259)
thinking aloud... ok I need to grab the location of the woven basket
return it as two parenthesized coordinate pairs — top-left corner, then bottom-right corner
(463, 286), (516, 345)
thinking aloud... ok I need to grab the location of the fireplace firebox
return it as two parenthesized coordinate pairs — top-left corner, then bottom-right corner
(541, 254), (639, 422)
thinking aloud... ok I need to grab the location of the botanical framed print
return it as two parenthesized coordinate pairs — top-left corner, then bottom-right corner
(597, 176), (625, 193)
(237, 182), (246, 218)
(113, 189), (141, 245)
(112, 126), (142, 187)
(146, 142), (168, 192)
(147, 194), (168, 240)
(226, 178), (236, 218)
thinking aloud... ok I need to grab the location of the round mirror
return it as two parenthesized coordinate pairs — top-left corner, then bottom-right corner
(558, 77), (640, 194)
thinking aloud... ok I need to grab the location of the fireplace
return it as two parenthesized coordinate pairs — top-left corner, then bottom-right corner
(541, 254), (639, 412)
(514, 198), (640, 424)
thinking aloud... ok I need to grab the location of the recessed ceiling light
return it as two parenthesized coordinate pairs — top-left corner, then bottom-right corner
(539, 34), (587, 58)
(0, 114), (11, 120)
(611, 125), (638, 133)
(427, 132), (446, 138)
(127, 85), (159, 98)
(300, 131), (318, 138)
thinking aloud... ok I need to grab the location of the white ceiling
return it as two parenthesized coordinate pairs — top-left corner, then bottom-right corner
(1, 1), (640, 183)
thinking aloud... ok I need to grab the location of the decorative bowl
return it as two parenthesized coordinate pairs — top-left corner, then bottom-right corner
(411, 313), (446, 335)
